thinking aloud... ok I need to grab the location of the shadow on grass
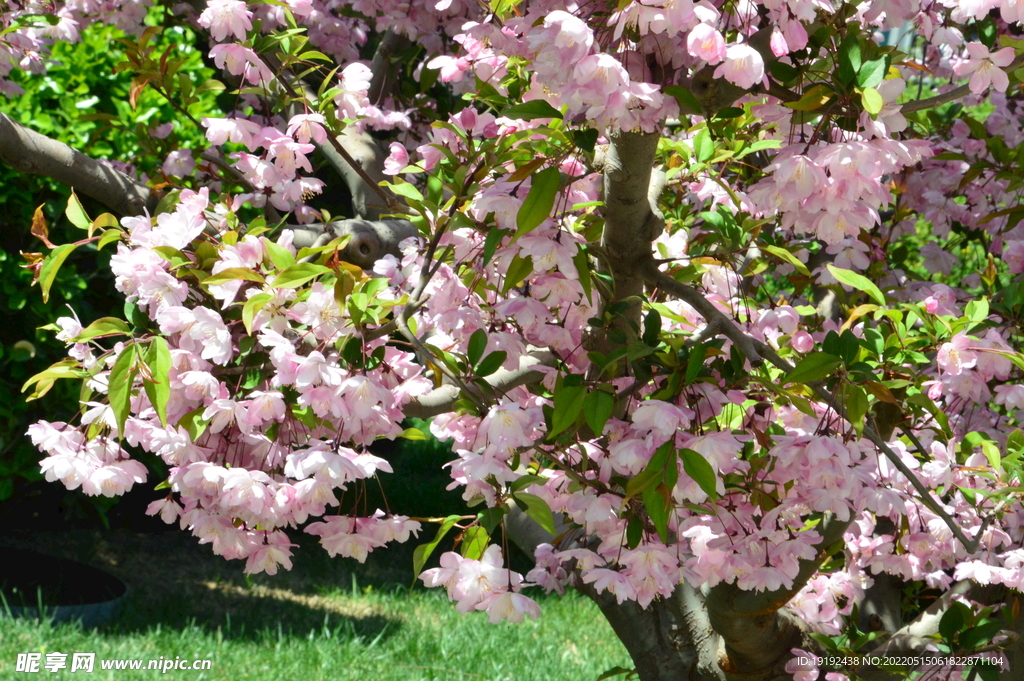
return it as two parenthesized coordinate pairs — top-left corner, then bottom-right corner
(2, 530), (404, 645)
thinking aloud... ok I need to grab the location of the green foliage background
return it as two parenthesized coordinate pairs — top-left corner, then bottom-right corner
(0, 17), (216, 519)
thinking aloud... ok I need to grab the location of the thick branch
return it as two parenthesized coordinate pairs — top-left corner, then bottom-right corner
(667, 583), (727, 681)
(320, 128), (398, 220)
(0, 113), (155, 216)
(856, 580), (975, 681)
(402, 350), (554, 419)
(367, 31), (411, 104)
(288, 218), (418, 268)
(704, 513), (851, 675)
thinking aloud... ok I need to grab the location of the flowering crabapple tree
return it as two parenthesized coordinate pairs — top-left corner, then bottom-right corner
(9, 0), (1024, 677)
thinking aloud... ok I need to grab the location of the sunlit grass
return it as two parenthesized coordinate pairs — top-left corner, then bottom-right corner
(0, 536), (630, 681)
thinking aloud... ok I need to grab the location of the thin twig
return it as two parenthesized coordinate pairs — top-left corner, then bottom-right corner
(902, 55), (1024, 113)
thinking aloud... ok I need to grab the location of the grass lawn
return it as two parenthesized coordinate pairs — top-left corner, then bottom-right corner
(0, 531), (631, 680)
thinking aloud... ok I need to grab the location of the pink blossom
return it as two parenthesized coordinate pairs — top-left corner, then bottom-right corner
(198, 0), (252, 42)
(1004, 240), (1024, 274)
(286, 113), (327, 144)
(995, 385), (1024, 411)
(244, 531), (293, 575)
(383, 142), (410, 175)
(784, 649), (819, 681)
(937, 333), (977, 376)
(953, 42), (1014, 94)
(203, 117), (261, 150)
(478, 591), (541, 623)
(686, 24), (726, 64)
(713, 44), (765, 90)
(209, 44), (273, 85)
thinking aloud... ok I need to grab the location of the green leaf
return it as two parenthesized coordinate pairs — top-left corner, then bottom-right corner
(502, 254), (534, 294)
(626, 516), (643, 550)
(827, 264), (886, 305)
(761, 244), (810, 276)
(399, 427), (428, 440)
(270, 263), (331, 288)
(21, 360), (87, 400)
(478, 506), (508, 533)
(242, 292), (273, 335)
(735, 139), (782, 159)
(626, 443), (675, 498)
(680, 448), (719, 501)
(143, 337), (172, 427)
(786, 353), (843, 384)
(96, 229), (123, 251)
(178, 408), (209, 442)
(663, 85), (702, 115)
(784, 83), (834, 111)
(510, 475), (548, 493)
(583, 389), (614, 437)
(512, 492), (557, 535)
(844, 385), (869, 433)
(73, 317), (131, 341)
(263, 238), (296, 269)
(516, 166), (560, 238)
(203, 267), (267, 286)
(467, 328), (487, 366)
(65, 190), (90, 229)
(965, 298), (989, 323)
(550, 377), (586, 437)
(939, 601), (968, 643)
(108, 344), (137, 436)
(38, 243), (79, 304)
(857, 57), (888, 88)
(499, 100), (563, 120)
(861, 86), (884, 115)
(460, 526), (489, 560)
(693, 128), (714, 163)
(685, 344), (707, 385)
(387, 180), (424, 203)
(573, 245), (592, 304)
(412, 515), (461, 578)
(476, 351), (507, 377)
(642, 485), (671, 542)
(642, 309), (661, 347)
(838, 33), (862, 86)
(571, 128), (599, 153)
(482, 228), (509, 268)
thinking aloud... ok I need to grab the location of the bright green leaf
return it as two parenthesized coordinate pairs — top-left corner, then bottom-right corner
(270, 263), (331, 288)
(583, 389), (614, 437)
(827, 264), (886, 305)
(38, 243), (79, 304)
(499, 100), (563, 120)
(550, 379), (586, 437)
(143, 337), (172, 427)
(516, 166), (560, 239)
(680, 449), (719, 501)
(203, 267), (267, 286)
(861, 86), (884, 115)
(65, 191), (90, 229)
(512, 492), (557, 535)
(460, 526), (489, 560)
(108, 344), (137, 436)
(73, 317), (131, 342)
(786, 353), (843, 384)
(412, 515), (461, 578)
